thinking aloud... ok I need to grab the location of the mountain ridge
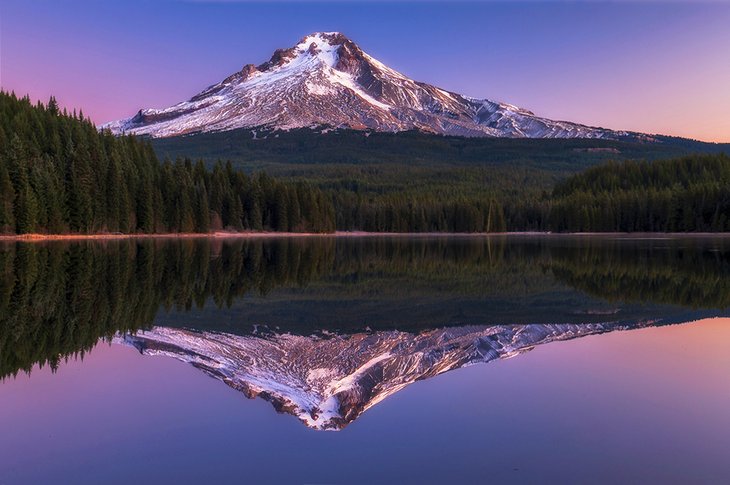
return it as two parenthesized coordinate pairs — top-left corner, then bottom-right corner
(104, 32), (636, 140)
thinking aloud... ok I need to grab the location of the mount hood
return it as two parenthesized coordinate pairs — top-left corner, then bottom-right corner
(104, 32), (630, 139)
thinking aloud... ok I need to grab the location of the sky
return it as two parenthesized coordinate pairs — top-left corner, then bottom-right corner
(1, 0), (729, 142)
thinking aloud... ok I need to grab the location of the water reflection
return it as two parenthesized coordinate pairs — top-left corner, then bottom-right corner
(120, 321), (668, 430)
(549, 238), (730, 308)
(1, 236), (728, 409)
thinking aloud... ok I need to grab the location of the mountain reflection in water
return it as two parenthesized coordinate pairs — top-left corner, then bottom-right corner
(1, 235), (728, 398)
(120, 321), (665, 430)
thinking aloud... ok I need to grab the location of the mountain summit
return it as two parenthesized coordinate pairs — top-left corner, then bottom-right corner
(105, 32), (627, 139)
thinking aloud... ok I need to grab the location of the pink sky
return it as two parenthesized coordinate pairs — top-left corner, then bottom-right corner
(2, 1), (729, 142)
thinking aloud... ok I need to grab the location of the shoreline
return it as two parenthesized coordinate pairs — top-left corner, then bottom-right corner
(1, 231), (730, 242)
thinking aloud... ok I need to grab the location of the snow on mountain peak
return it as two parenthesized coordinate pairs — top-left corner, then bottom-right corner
(298, 31), (349, 47)
(103, 32), (627, 139)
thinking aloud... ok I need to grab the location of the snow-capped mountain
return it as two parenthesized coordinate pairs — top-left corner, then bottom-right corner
(118, 320), (664, 430)
(104, 32), (629, 139)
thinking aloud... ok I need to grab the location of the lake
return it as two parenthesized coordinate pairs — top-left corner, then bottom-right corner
(1, 235), (729, 484)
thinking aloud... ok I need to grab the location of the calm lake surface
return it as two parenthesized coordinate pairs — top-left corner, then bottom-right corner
(1, 235), (729, 484)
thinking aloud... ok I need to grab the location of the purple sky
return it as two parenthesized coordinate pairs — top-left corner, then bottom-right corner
(2, 1), (729, 142)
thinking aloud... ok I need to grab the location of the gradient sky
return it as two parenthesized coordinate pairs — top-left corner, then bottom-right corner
(2, 1), (729, 142)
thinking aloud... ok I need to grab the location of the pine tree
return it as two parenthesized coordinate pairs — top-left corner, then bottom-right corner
(0, 161), (15, 233)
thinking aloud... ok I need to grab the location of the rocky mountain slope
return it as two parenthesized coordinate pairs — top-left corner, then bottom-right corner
(105, 32), (631, 139)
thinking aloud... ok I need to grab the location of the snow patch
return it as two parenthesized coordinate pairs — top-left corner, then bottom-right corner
(325, 68), (391, 110)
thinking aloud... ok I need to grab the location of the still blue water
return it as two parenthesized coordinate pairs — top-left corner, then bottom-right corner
(0, 236), (729, 483)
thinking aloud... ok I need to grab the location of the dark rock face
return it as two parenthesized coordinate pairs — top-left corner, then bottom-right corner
(334, 41), (363, 73)
(240, 64), (258, 79)
(257, 47), (298, 71)
(319, 32), (351, 46)
(130, 104), (209, 124)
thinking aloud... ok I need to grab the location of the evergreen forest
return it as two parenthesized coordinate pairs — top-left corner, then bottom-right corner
(0, 92), (334, 235)
(2, 91), (730, 234)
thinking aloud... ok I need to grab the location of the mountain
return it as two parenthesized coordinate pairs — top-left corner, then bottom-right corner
(104, 32), (632, 140)
(118, 320), (667, 430)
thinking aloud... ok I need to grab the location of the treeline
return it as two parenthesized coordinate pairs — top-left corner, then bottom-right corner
(158, 127), (730, 233)
(507, 154), (730, 232)
(153, 125), (722, 171)
(0, 91), (334, 234)
(328, 154), (730, 232)
(332, 192), (506, 232)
